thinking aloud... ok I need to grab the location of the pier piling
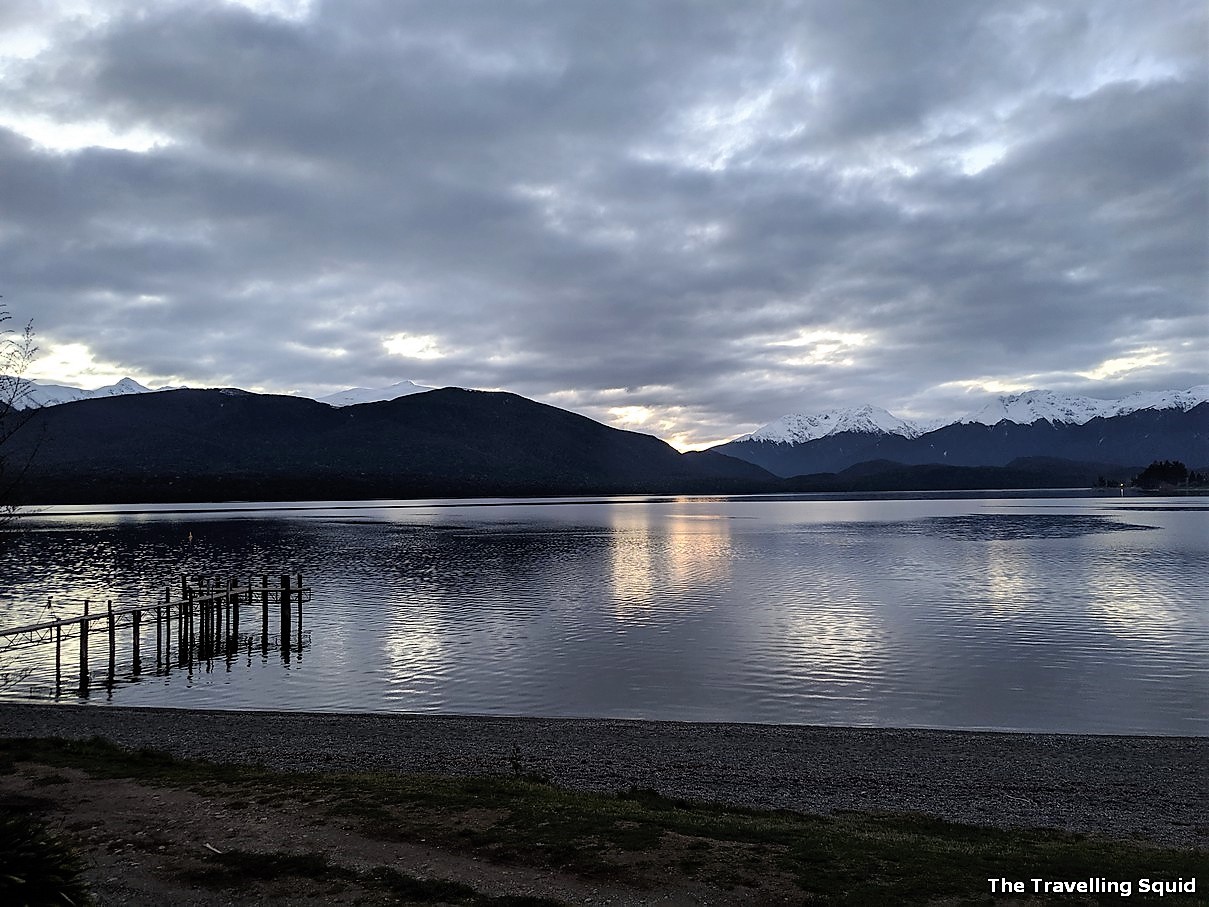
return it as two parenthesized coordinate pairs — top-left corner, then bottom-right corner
(280, 573), (292, 663)
(106, 600), (116, 684)
(231, 577), (240, 657)
(79, 599), (89, 692)
(132, 609), (141, 676)
(0, 574), (311, 698)
(261, 574), (269, 654)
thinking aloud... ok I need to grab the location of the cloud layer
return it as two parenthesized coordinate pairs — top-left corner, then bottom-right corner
(1, 0), (1205, 447)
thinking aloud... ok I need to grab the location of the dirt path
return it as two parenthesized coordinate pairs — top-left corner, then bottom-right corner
(3, 760), (769, 905)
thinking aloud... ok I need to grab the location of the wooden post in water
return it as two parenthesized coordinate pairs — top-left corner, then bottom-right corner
(132, 609), (141, 675)
(212, 577), (220, 657)
(231, 577), (240, 655)
(222, 577), (231, 658)
(55, 625), (61, 693)
(215, 577), (222, 652)
(163, 588), (171, 673)
(212, 579), (221, 663)
(279, 574), (291, 662)
(155, 597), (162, 670)
(211, 579), (219, 663)
(185, 587), (194, 668)
(106, 600), (116, 682)
(260, 574), (269, 655)
(209, 578), (216, 662)
(201, 581), (207, 662)
(199, 580), (206, 664)
(296, 572), (303, 655)
(225, 577), (234, 655)
(79, 599), (90, 691)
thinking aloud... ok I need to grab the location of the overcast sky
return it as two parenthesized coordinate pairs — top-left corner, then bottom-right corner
(0, 0), (1205, 448)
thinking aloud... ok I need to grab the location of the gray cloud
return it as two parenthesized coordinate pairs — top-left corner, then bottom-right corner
(0, 0), (1204, 446)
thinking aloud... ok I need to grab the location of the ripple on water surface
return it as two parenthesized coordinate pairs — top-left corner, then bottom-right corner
(0, 496), (1205, 734)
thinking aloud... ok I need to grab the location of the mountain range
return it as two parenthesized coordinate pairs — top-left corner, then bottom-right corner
(727, 407), (1207, 479)
(2, 387), (769, 504)
(2, 380), (1205, 503)
(718, 387), (1208, 478)
(8, 377), (433, 410)
(17, 377), (1207, 435)
(737, 387), (1209, 444)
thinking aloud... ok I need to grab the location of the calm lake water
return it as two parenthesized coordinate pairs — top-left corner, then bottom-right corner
(0, 493), (1205, 735)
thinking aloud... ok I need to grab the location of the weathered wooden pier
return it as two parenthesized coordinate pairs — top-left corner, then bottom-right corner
(0, 574), (311, 697)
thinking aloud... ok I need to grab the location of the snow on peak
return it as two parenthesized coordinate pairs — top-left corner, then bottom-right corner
(960, 386), (1209, 426)
(959, 390), (1105, 426)
(735, 386), (1207, 445)
(317, 380), (432, 407)
(13, 377), (157, 409)
(6, 375), (436, 409)
(1104, 385), (1209, 419)
(742, 404), (923, 444)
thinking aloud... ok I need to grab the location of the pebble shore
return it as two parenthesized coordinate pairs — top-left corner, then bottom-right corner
(1, 703), (1204, 848)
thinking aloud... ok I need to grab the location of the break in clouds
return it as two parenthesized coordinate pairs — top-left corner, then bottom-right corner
(0, 0), (1205, 448)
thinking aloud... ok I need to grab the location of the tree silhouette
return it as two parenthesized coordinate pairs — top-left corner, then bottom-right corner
(0, 301), (37, 519)
(1131, 460), (1188, 489)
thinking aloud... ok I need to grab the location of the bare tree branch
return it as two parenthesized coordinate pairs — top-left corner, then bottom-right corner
(0, 300), (39, 523)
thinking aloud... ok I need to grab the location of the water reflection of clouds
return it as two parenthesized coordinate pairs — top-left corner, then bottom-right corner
(606, 505), (735, 621)
(1083, 553), (1198, 643)
(379, 620), (449, 708)
(773, 604), (885, 678)
(980, 542), (1038, 613)
(5, 497), (1205, 732)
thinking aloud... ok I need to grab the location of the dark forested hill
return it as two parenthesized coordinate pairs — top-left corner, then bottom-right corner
(4, 387), (772, 504)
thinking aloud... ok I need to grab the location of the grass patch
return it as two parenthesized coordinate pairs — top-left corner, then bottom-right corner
(177, 848), (562, 904)
(0, 811), (94, 907)
(179, 848), (349, 886)
(369, 866), (562, 905)
(3, 736), (1206, 905)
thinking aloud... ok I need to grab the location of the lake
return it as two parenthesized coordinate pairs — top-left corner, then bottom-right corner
(0, 493), (1205, 735)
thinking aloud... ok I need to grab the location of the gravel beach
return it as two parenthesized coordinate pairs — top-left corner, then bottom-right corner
(2, 703), (1205, 849)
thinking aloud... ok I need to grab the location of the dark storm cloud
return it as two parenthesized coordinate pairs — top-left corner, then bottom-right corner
(0, 0), (1204, 445)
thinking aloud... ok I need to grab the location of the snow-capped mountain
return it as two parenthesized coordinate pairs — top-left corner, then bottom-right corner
(740, 386), (1209, 445)
(739, 404), (924, 443)
(9, 377), (165, 409)
(718, 387), (1208, 478)
(960, 386), (1209, 426)
(316, 380), (432, 406)
(8, 376), (435, 410)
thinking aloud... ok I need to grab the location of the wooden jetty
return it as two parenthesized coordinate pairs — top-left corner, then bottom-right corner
(0, 574), (311, 697)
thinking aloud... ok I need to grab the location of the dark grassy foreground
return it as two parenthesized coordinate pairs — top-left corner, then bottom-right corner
(0, 810), (94, 906)
(2, 736), (1205, 906)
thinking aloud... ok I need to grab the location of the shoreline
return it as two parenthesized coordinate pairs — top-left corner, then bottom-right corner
(1, 702), (1205, 849)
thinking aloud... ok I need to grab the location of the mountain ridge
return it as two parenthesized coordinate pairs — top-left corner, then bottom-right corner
(715, 404), (1209, 477)
(3, 386), (772, 504)
(13, 377), (1208, 444)
(2, 385), (1202, 503)
(739, 386), (1209, 445)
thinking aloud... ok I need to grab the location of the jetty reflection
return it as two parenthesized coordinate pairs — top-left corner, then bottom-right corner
(0, 573), (311, 699)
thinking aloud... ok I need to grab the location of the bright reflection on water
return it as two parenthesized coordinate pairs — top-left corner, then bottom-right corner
(0, 494), (1205, 735)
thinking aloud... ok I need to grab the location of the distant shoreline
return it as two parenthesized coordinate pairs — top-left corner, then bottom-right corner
(9, 485), (1153, 515)
(1, 703), (1204, 849)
